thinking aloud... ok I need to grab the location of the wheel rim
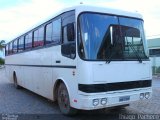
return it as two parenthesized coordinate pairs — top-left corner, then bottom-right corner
(58, 85), (70, 112)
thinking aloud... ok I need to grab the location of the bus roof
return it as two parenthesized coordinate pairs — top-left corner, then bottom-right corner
(8, 5), (143, 43)
(65, 5), (143, 19)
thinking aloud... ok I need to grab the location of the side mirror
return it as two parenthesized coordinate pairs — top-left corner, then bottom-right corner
(67, 23), (75, 41)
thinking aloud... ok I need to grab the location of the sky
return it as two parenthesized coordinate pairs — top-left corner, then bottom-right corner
(0, 0), (160, 58)
(0, 0), (160, 42)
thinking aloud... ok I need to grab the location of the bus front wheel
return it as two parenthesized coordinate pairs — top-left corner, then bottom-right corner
(13, 73), (21, 89)
(57, 83), (77, 115)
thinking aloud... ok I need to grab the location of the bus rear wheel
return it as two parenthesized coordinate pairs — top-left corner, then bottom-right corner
(57, 83), (77, 115)
(13, 73), (21, 89)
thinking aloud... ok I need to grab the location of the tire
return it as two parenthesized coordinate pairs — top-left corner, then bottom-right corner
(13, 73), (21, 89)
(57, 83), (77, 115)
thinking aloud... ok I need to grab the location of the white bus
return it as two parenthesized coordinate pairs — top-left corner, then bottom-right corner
(5, 5), (152, 115)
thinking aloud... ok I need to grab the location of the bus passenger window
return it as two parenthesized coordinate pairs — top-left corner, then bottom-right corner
(34, 26), (44, 47)
(61, 23), (76, 59)
(45, 19), (61, 45)
(13, 39), (18, 54)
(18, 37), (24, 52)
(25, 32), (32, 50)
(52, 19), (61, 43)
(46, 23), (52, 44)
(5, 45), (9, 56)
(8, 42), (13, 55)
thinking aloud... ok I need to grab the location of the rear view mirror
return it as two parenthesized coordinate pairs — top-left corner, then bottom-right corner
(67, 23), (75, 41)
(125, 27), (140, 37)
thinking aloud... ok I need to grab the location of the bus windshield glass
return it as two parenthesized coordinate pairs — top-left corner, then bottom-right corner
(78, 13), (149, 61)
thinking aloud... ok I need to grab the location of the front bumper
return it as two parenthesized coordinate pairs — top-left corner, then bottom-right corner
(72, 87), (152, 110)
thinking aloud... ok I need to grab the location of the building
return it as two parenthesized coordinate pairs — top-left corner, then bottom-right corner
(0, 50), (5, 59)
(147, 37), (160, 74)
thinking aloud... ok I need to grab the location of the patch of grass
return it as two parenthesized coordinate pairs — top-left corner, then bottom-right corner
(0, 57), (4, 65)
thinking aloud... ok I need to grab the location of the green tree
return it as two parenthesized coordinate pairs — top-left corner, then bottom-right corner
(0, 58), (4, 65)
(0, 40), (5, 51)
(0, 40), (5, 65)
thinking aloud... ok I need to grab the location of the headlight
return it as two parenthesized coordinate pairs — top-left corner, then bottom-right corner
(93, 99), (99, 106)
(145, 92), (150, 99)
(101, 98), (107, 105)
(140, 93), (144, 99)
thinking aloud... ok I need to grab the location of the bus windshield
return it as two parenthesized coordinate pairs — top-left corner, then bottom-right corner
(78, 13), (149, 61)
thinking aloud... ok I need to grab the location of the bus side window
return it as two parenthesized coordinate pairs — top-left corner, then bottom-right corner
(8, 42), (13, 55)
(61, 23), (76, 59)
(5, 45), (8, 56)
(45, 22), (52, 44)
(18, 36), (24, 52)
(45, 19), (61, 45)
(52, 19), (61, 44)
(13, 39), (18, 54)
(33, 26), (44, 47)
(25, 32), (32, 50)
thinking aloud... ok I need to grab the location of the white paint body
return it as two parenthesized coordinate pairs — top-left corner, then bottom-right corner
(5, 5), (152, 110)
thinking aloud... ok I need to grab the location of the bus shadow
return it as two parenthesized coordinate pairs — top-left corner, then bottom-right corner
(7, 84), (138, 120)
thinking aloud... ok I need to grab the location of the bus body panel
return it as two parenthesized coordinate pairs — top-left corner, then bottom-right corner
(5, 45), (77, 101)
(92, 61), (151, 83)
(77, 60), (151, 84)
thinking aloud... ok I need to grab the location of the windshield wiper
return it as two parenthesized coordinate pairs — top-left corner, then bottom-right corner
(127, 42), (142, 63)
(106, 45), (114, 64)
(106, 43), (124, 64)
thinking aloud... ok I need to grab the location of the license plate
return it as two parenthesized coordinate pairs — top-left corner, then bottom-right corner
(119, 96), (130, 102)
